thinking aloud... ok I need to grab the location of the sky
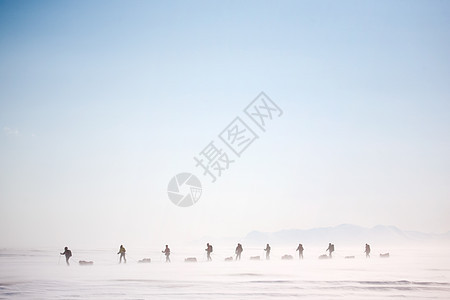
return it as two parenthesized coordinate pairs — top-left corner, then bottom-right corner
(0, 0), (449, 248)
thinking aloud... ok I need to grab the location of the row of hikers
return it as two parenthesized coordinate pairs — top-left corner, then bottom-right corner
(60, 243), (372, 265)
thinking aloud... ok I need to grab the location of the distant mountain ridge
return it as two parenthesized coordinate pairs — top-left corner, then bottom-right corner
(243, 224), (450, 246)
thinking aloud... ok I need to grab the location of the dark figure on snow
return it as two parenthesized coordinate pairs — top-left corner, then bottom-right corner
(264, 244), (271, 260)
(117, 245), (126, 263)
(60, 247), (72, 266)
(326, 243), (335, 258)
(162, 245), (171, 262)
(235, 243), (243, 260)
(296, 243), (304, 259)
(365, 243), (371, 258)
(205, 243), (213, 261)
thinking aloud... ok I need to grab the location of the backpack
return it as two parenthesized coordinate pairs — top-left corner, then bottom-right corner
(330, 244), (335, 252)
(210, 245), (213, 252)
(67, 250), (72, 257)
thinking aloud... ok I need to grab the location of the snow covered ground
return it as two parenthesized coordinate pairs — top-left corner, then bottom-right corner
(1, 246), (449, 299)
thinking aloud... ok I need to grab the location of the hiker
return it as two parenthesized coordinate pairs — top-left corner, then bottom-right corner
(365, 243), (371, 258)
(296, 243), (304, 259)
(205, 243), (213, 261)
(60, 247), (72, 266)
(117, 245), (126, 263)
(162, 245), (171, 262)
(235, 243), (243, 260)
(326, 243), (335, 258)
(264, 244), (271, 260)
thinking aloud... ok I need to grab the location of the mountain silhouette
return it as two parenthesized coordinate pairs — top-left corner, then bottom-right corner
(243, 224), (450, 246)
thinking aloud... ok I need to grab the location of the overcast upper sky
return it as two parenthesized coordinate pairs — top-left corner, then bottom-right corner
(1, 0), (449, 248)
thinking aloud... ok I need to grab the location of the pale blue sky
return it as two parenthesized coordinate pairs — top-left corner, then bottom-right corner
(1, 0), (449, 248)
